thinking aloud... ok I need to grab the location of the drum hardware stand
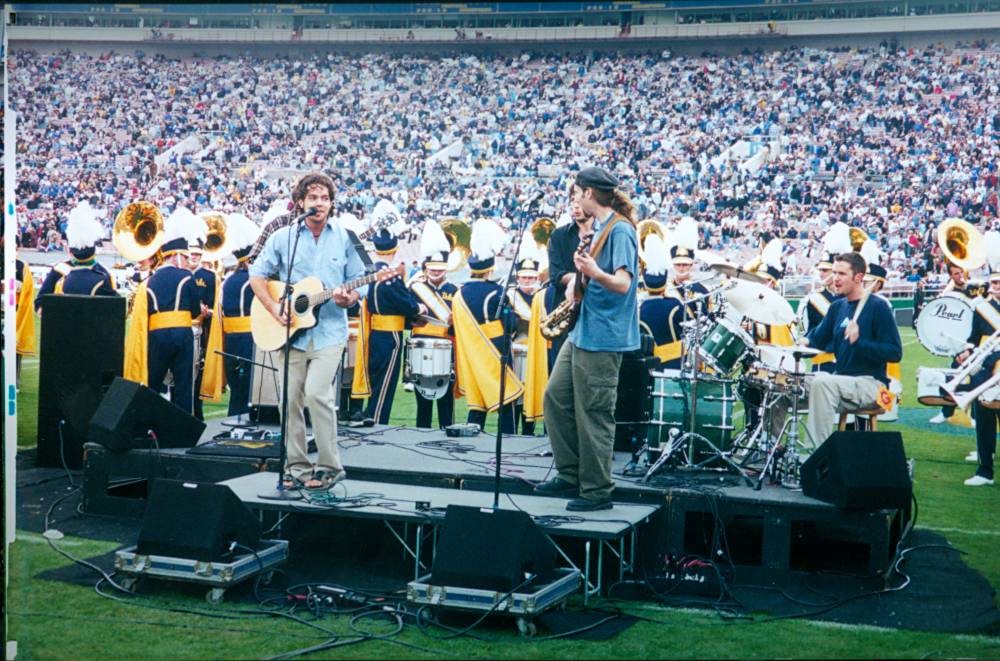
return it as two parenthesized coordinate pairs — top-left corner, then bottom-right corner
(213, 349), (276, 429)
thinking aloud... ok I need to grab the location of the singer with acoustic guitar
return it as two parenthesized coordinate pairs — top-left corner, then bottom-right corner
(249, 172), (369, 492)
(536, 167), (640, 512)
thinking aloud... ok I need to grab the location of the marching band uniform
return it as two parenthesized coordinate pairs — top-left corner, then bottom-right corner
(124, 207), (203, 414)
(860, 240), (902, 423)
(351, 228), (420, 425)
(199, 214), (261, 417)
(36, 202), (116, 309)
(509, 256), (545, 435)
(935, 270), (983, 424)
(453, 219), (522, 434)
(15, 257), (36, 383)
(804, 222), (851, 373)
(666, 216), (709, 319)
(189, 250), (218, 421)
(639, 232), (684, 369)
(340, 301), (364, 420)
(409, 246), (458, 429)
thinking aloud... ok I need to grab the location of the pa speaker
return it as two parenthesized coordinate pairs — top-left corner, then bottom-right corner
(37, 294), (125, 468)
(137, 480), (261, 562)
(430, 505), (555, 592)
(801, 431), (912, 510)
(89, 377), (205, 451)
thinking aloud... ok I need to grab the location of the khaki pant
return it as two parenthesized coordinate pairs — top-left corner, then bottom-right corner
(806, 373), (883, 446)
(278, 342), (344, 479)
(543, 341), (623, 500)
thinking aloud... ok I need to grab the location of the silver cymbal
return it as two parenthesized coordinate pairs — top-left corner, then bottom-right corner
(709, 263), (770, 285)
(723, 280), (796, 325)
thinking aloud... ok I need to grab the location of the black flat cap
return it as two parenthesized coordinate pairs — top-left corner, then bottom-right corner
(575, 166), (619, 190)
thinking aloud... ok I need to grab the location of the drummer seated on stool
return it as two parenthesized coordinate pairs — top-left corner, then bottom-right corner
(800, 252), (902, 446)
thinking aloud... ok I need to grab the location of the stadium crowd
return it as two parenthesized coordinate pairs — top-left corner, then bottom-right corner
(10, 40), (1000, 282)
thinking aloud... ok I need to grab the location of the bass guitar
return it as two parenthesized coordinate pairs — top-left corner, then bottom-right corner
(251, 264), (403, 351)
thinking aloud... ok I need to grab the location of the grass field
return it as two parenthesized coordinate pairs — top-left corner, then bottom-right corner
(7, 323), (1000, 659)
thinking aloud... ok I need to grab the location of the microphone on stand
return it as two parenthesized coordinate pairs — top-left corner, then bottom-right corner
(293, 208), (320, 223)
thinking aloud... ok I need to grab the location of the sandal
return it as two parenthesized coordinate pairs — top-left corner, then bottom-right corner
(281, 473), (306, 491)
(304, 469), (346, 491)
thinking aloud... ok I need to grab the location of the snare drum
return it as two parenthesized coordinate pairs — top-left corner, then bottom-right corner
(916, 366), (958, 406)
(915, 294), (974, 357)
(698, 318), (755, 375)
(406, 337), (454, 400)
(647, 370), (736, 462)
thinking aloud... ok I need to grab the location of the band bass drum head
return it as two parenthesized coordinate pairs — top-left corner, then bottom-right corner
(915, 294), (973, 357)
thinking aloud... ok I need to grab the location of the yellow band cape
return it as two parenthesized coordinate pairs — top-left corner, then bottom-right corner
(453, 290), (523, 412)
(16, 260), (37, 356)
(523, 290), (549, 422)
(124, 280), (150, 385)
(200, 277), (226, 402)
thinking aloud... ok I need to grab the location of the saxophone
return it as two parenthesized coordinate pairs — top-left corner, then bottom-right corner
(539, 233), (594, 340)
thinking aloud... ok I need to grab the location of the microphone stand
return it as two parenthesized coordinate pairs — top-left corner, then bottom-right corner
(492, 197), (540, 510)
(260, 210), (313, 501)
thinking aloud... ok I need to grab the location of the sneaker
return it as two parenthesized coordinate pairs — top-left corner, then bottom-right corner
(929, 413), (947, 424)
(403, 382), (415, 392)
(534, 478), (577, 495)
(344, 411), (366, 428)
(966, 451), (979, 463)
(964, 474), (994, 486)
(361, 416), (375, 427)
(566, 496), (613, 512)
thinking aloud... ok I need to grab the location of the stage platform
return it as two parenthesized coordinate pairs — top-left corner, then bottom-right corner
(80, 418), (909, 585)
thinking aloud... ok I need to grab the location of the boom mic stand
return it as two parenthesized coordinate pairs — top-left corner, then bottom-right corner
(260, 210), (314, 501)
(491, 195), (541, 510)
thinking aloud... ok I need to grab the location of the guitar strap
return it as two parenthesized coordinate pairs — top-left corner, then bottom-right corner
(576, 215), (623, 299)
(345, 229), (377, 273)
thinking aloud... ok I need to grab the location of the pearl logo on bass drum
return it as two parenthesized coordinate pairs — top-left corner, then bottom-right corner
(914, 293), (974, 357)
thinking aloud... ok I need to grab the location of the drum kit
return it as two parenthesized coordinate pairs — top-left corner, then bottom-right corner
(640, 264), (822, 489)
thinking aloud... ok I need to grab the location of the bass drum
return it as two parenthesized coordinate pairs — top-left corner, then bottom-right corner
(647, 370), (736, 465)
(915, 294), (974, 357)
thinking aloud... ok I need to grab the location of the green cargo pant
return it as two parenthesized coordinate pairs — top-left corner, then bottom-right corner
(543, 340), (623, 501)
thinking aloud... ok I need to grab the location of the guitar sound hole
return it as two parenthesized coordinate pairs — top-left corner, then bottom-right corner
(293, 295), (310, 314)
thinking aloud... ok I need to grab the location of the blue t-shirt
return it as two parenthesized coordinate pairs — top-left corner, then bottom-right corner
(569, 212), (640, 353)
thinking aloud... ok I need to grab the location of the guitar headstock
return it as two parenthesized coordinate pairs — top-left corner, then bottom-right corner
(376, 263), (406, 283)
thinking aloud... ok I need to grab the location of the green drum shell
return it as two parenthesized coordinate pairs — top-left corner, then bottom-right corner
(698, 320), (752, 375)
(647, 372), (736, 461)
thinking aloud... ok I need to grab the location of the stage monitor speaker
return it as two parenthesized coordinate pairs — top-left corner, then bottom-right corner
(137, 479), (261, 562)
(430, 505), (555, 592)
(89, 377), (205, 451)
(800, 431), (912, 510)
(37, 294), (125, 469)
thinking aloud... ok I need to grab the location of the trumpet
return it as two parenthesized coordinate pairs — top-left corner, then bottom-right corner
(943, 328), (1000, 409)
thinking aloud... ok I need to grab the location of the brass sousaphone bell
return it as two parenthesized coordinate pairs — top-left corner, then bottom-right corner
(113, 201), (165, 262)
(439, 217), (471, 272)
(636, 219), (666, 270)
(938, 217), (986, 272)
(200, 212), (229, 259)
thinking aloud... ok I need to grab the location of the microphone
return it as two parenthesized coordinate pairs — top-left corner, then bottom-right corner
(524, 190), (545, 206)
(293, 208), (320, 223)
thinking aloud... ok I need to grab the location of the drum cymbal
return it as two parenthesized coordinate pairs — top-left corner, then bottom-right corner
(723, 280), (796, 325)
(709, 263), (770, 285)
(762, 344), (823, 358)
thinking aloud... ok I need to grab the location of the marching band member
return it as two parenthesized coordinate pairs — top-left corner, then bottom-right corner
(959, 231), (1000, 482)
(188, 218), (220, 421)
(509, 241), (545, 434)
(53, 200), (118, 298)
(15, 249), (36, 385)
(351, 201), (420, 426)
(802, 252), (903, 446)
(667, 216), (709, 319)
(409, 220), (458, 430)
(453, 218), (522, 434)
(124, 206), (205, 415)
(638, 231), (684, 369)
(933, 253), (983, 424)
(200, 214), (261, 416)
(801, 222), (850, 373)
(333, 211), (366, 422)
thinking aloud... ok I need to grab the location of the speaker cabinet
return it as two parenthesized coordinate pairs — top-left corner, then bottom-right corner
(801, 431), (912, 510)
(137, 479), (261, 561)
(89, 377), (206, 451)
(430, 505), (555, 592)
(37, 294), (125, 468)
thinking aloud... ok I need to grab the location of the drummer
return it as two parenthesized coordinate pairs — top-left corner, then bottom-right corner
(639, 232), (684, 369)
(667, 216), (710, 319)
(801, 223), (850, 373)
(932, 260), (983, 424)
(408, 221), (458, 430)
(509, 251), (544, 434)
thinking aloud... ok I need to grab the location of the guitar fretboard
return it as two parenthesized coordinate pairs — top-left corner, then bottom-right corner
(306, 270), (388, 307)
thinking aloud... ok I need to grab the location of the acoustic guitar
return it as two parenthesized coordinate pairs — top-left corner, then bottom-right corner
(251, 264), (403, 351)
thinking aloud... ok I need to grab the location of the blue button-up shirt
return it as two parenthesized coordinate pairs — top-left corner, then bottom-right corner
(249, 220), (369, 351)
(569, 211), (640, 353)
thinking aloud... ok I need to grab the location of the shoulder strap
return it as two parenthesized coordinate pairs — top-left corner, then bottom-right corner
(578, 215), (625, 295)
(345, 229), (376, 273)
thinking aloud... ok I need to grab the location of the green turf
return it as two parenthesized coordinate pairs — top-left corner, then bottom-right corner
(8, 325), (1000, 658)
